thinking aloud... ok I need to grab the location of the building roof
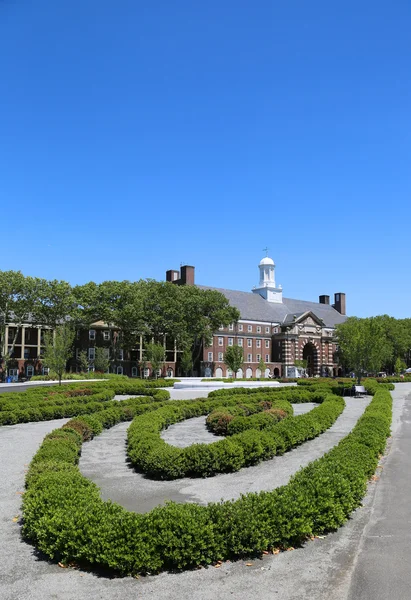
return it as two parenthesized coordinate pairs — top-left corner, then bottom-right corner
(197, 285), (346, 328)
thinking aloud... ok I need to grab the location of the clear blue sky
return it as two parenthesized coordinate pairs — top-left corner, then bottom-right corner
(1, 1), (410, 318)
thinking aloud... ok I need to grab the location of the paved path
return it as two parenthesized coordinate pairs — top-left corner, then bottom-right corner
(79, 399), (368, 510)
(0, 384), (410, 600)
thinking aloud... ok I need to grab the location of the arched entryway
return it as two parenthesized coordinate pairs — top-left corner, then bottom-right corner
(274, 367), (280, 378)
(302, 342), (318, 377)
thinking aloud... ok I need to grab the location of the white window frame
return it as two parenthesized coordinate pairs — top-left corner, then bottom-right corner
(265, 339), (270, 348)
(256, 354), (261, 362)
(248, 325), (252, 332)
(26, 365), (34, 377)
(247, 339), (252, 348)
(265, 354), (270, 362)
(256, 339), (261, 348)
(218, 337), (224, 346)
(228, 323), (234, 331)
(89, 329), (96, 340)
(118, 349), (124, 360)
(88, 347), (95, 360)
(42, 367), (49, 375)
(257, 326), (261, 333)
(238, 324), (243, 332)
(238, 338), (243, 347)
(104, 347), (110, 359)
(265, 326), (270, 333)
(218, 352), (223, 362)
(131, 366), (138, 377)
(117, 366), (123, 375)
(228, 337), (233, 346)
(208, 352), (213, 362)
(247, 353), (252, 362)
(103, 330), (110, 341)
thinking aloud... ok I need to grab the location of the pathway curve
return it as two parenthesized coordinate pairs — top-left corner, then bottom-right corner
(161, 402), (317, 448)
(79, 399), (370, 511)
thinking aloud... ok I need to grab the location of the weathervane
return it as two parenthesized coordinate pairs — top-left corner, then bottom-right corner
(262, 247), (269, 257)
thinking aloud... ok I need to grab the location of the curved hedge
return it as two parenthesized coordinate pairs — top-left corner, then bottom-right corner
(22, 387), (392, 575)
(0, 381), (171, 426)
(126, 392), (343, 479)
(206, 399), (293, 436)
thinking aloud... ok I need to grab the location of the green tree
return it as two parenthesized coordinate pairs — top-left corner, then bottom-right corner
(78, 350), (89, 373)
(145, 342), (165, 378)
(335, 317), (392, 383)
(395, 357), (407, 375)
(94, 347), (110, 373)
(258, 356), (267, 379)
(42, 324), (75, 385)
(180, 347), (193, 376)
(224, 345), (243, 378)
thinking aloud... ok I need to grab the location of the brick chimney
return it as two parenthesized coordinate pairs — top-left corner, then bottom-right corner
(319, 295), (330, 305)
(332, 293), (346, 315)
(166, 270), (180, 282)
(165, 265), (195, 286)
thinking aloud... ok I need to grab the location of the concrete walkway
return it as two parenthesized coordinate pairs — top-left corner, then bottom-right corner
(78, 399), (369, 510)
(0, 384), (410, 600)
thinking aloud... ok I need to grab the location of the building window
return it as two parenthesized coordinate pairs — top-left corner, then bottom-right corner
(88, 347), (95, 360)
(238, 324), (243, 332)
(89, 329), (96, 340)
(218, 325), (224, 331)
(104, 348), (110, 359)
(256, 354), (261, 362)
(208, 352), (213, 362)
(118, 349), (124, 360)
(247, 339), (252, 348)
(218, 352), (223, 361)
(248, 325), (252, 332)
(24, 348), (30, 359)
(256, 339), (261, 348)
(117, 366), (123, 375)
(228, 338), (233, 346)
(42, 367), (49, 375)
(131, 366), (138, 377)
(265, 326), (270, 333)
(229, 323), (234, 331)
(265, 339), (270, 348)
(103, 330), (110, 341)
(257, 326), (261, 333)
(247, 353), (252, 362)
(26, 365), (34, 378)
(265, 354), (270, 362)
(238, 338), (243, 347)
(218, 337), (223, 346)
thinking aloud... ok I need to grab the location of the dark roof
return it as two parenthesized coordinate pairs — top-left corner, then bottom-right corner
(197, 285), (347, 328)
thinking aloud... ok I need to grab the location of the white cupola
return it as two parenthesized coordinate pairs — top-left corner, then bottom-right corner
(252, 254), (283, 303)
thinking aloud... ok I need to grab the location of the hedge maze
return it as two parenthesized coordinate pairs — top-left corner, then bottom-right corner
(0, 378), (394, 576)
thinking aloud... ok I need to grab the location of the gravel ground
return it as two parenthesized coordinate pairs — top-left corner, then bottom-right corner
(78, 399), (369, 511)
(0, 384), (410, 600)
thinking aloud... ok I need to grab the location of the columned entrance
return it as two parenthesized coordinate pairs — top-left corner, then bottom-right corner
(302, 342), (318, 377)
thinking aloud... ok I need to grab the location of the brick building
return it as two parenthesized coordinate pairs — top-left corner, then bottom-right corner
(167, 255), (346, 378)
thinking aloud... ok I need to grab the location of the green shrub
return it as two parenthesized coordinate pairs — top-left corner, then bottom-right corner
(22, 386), (392, 576)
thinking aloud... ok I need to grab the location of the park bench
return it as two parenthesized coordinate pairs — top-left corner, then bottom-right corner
(353, 385), (367, 397)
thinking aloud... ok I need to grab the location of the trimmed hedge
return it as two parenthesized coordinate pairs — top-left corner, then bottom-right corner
(22, 386), (392, 576)
(206, 399), (293, 436)
(126, 392), (344, 479)
(0, 381), (172, 426)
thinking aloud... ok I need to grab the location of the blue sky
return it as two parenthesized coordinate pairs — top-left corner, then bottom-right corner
(1, 0), (410, 318)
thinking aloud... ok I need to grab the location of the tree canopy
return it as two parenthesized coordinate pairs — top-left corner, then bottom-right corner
(335, 315), (411, 381)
